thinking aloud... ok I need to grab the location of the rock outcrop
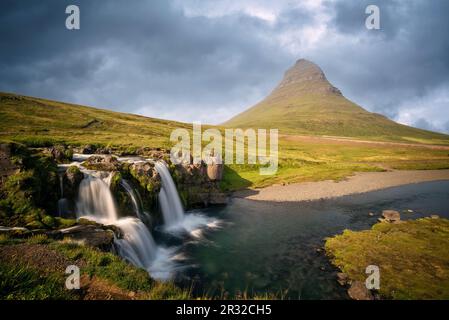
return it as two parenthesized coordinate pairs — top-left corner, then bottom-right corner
(172, 162), (227, 208)
(47, 145), (73, 163)
(0, 143), (19, 189)
(379, 210), (401, 223)
(82, 155), (121, 171)
(63, 166), (84, 199)
(347, 281), (375, 300)
(49, 219), (120, 251)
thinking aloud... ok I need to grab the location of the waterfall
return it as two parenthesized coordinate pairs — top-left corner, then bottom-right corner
(76, 171), (158, 274)
(59, 174), (64, 198)
(76, 172), (118, 223)
(154, 161), (185, 227)
(120, 179), (142, 219)
(114, 217), (157, 267)
(57, 172), (68, 217)
(120, 179), (153, 226)
(66, 156), (219, 280)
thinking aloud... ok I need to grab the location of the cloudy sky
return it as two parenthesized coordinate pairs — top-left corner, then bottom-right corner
(1, 0), (448, 133)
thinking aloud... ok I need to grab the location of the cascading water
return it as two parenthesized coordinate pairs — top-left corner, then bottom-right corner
(76, 171), (159, 276)
(57, 172), (68, 217)
(76, 172), (118, 223)
(154, 161), (222, 236)
(63, 154), (221, 281)
(114, 217), (157, 267)
(154, 161), (185, 227)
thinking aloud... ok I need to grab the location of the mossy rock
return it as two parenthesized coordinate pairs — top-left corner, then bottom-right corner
(325, 218), (449, 300)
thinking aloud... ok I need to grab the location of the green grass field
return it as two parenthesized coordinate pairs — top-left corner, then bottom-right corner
(2, 91), (449, 191)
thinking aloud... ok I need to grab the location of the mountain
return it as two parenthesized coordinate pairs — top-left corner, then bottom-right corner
(223, 59), (449, 143)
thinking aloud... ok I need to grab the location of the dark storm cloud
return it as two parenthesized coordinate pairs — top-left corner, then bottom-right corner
(0, 0), (291, 122)
(318, 0), (449, 131)
(0, 0), (448, 131)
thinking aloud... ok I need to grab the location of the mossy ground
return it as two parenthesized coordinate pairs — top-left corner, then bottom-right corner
(325, 218), (449, 300)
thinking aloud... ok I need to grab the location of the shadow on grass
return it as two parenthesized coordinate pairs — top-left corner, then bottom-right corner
(219, 165), (259, 197)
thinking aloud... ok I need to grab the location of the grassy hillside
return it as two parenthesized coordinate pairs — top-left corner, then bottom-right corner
(0, 92), (190, 150)
(224, 60), (449, 145)
(2, 91), (449, 191)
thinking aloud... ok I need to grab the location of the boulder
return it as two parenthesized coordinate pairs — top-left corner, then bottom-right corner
(82, 155), (121, 171)
(380, 210), (401, 223)
(128, 161), (161, 192)
(63, 166), (84, 198)
(0, 143), (19, 188)
(50, 223), (117, 251)
(96, 147), (111, 154)
(347, 281), (374, 300)
(0, 226), (30, 237)
(207, 164), (223, 181)
(80, 144), (95, 154)
(48, 145), (73, 163)
(206, 156), (223, 181)
(136, 147), (168, 160)
(336, 272), (349, 286)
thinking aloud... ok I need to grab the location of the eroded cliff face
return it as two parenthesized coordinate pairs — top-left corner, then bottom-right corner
(170, 162), (227, 209)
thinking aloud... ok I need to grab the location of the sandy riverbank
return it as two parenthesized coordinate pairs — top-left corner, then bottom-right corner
(234, 170), (449, 202)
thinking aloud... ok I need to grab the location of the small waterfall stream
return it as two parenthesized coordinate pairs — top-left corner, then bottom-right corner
(57, 171), (69, 217)
(77, 172), (118, 222)
(154, 161), (185, 227)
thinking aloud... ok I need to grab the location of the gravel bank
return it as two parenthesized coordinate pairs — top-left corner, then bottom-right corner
(234, 170), (449, 202)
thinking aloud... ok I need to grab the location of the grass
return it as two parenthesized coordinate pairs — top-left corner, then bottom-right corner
(0, 262), (74, 300)
(2, 91), (449, 192)
(0, 92), (191, 149)
(325, 218), (449, 300)
(220, 134), (449, 190)
(51, 240), (155, 293)
(0, 237), (193, 300)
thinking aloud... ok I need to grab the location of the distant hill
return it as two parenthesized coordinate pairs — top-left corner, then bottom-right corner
(0, 92), (190, 149)
(223, 59), (449, 144)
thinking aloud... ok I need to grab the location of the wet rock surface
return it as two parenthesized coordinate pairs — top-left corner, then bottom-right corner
(63, 166), (84, 198)
(0, 143), (19, 189)
(347, 281), (374, 300)
(379, 210), (401, 223)
(48, 222), (118, 251)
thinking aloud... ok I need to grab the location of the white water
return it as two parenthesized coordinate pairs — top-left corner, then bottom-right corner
(75, 171), (168, 278)
(114, 217), (157, 266)
(154, 161), (222, 237)
(76, 172), (118, 222)
(154, 161), (185, 227)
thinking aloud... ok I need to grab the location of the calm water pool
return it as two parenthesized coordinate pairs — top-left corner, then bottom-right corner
(171, 180), (449, 299)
